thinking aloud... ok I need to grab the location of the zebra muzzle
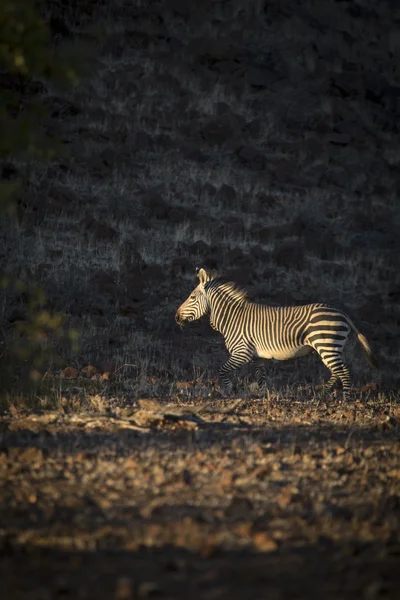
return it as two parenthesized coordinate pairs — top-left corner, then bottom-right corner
(175, 312), (185, 326)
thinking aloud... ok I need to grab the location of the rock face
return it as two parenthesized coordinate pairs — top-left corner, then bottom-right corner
(3, 0), (399, 389)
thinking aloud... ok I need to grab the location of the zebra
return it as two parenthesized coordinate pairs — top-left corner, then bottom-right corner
(175, 268), (376, 399)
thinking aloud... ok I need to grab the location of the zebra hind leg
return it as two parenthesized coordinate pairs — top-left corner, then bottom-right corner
(319, 353), (352, 401)
(337, 364), (351, 401)
(324, 375), (339, 391)
(253, 360), (266, 396)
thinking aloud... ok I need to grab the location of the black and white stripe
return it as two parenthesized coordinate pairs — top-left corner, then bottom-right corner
(175, 268), (376, 399)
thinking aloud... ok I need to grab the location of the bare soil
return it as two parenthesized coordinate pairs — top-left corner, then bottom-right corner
(1, 394), (399, 599)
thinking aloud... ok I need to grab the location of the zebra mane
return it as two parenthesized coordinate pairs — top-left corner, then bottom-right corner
(206, 276), (249, 303)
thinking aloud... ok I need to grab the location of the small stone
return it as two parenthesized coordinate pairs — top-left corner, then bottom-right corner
(252, 532), (278, 552)
(137, 581), (161, 598)
(19, 447), (44, 463)
(62, 366), (79, 379)
(115, 576), (134, 599)
(141, 191), (170, 219)
(215, 184), (237, 206)
(237, 145), (265, 170)
(84, 220), (118, 242)
(81, 365), (98, 376)
(325, 132), (351, 145)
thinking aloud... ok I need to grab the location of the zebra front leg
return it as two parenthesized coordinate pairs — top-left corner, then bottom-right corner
(253, 359), (266, 396)
(219, 353), (252, 397)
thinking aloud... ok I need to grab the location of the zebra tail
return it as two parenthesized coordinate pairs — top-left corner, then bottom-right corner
(346, 315), (377, 368)
(357, 333), (378, 369)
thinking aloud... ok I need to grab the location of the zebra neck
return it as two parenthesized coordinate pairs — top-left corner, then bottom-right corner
(208, 294), (245, 335)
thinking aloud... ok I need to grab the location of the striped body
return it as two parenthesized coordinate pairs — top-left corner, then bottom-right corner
(175, 269), (375, 399)
(232, 303), (349, 361)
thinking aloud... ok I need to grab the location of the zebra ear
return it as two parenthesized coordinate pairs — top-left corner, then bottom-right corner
(197, 267), (208, 285)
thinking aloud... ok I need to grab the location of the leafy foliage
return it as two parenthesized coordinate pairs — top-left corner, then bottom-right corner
(0, 0), (80, 399)
(0, 0), (78, 164)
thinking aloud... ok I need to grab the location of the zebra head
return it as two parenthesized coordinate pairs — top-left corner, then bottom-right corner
(175, 268), (211, 326)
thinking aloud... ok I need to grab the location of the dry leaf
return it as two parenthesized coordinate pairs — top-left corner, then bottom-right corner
(277, 487), (293, 509)
(252, 532), (278, 552)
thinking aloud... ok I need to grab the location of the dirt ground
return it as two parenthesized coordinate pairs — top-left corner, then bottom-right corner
(1, 393), (399, 599)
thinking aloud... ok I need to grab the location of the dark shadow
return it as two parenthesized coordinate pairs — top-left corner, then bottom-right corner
(1, 409), (398, 455)
(0, 535), (399, 599)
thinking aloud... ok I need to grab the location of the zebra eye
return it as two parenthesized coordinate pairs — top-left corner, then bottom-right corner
(190, 293), (196, 299)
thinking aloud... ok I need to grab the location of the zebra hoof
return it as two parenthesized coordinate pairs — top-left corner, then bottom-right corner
(258, 382), (267, 395)
(217, 386), (233, 398)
